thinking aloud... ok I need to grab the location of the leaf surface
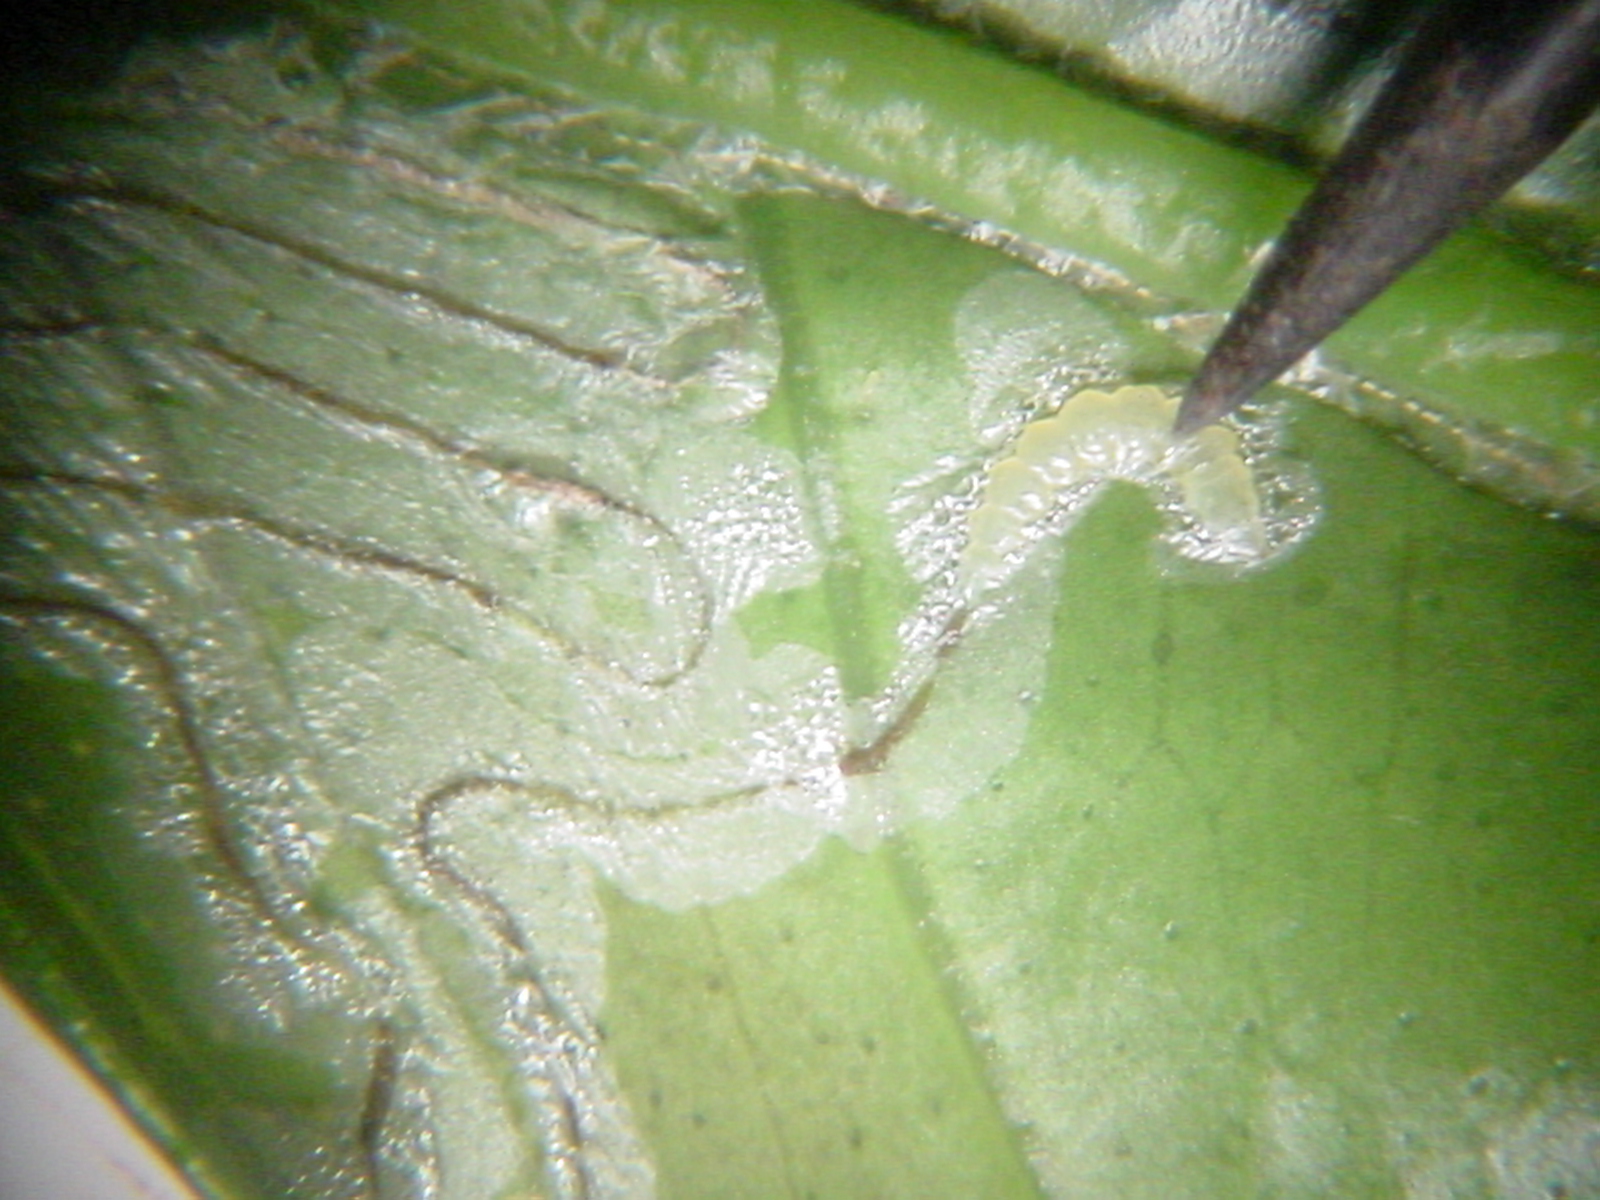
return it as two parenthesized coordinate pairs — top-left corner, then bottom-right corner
(1, 9), (1598, 1200)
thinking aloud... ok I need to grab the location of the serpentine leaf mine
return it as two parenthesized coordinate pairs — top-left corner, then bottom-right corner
(0, 24), (1322, 1199)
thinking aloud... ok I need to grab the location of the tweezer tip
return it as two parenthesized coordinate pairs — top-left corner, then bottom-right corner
(1172, 385), (1231, 437)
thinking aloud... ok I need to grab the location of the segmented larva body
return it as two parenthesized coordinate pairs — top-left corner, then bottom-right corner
(960, 385), (1266, 599)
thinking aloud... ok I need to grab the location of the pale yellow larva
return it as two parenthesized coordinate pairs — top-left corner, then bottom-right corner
(959, 385), (1266, 599)
(1172, 422), (1267, 558)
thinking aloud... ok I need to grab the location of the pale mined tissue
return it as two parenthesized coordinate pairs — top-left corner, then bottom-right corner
(0, 25), (1324, 1200)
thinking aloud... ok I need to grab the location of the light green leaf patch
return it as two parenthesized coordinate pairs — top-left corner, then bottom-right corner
(1, 15), (1598, 1200)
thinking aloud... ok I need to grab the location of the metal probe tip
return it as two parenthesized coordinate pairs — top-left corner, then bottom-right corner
(1172, 0), (1600, 437)
(1174, 377), (1235, 437)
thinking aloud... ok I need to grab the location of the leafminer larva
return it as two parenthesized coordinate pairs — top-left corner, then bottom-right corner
(959, 384), (1269, 600)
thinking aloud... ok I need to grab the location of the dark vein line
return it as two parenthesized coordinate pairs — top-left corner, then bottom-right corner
(158, 36), (730, 252)
(3, 466), (658, 696)
(411, 774), (599, 1200)
(194, 339), (718, 686)
(0, 592), (290, 940)
(0, 316), (100, 340)
(269, 122), (723, 250)
(2, 465), (507, 607)
(4, 316), (716, 686)
(196, 336), (597, 507)
(413, 777), (560, 969)
(44, 177), (659, 380)
(357, 1018), (400, 1199)
(1, 420), (708, 689)
(841, 679), (936, 778)
(840, 601), (973, 776)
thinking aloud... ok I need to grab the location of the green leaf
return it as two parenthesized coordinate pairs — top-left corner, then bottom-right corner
(1, 8), (1598, 1200)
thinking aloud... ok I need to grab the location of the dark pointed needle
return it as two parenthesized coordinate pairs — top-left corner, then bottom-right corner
(1175, 0), (1600, 435)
